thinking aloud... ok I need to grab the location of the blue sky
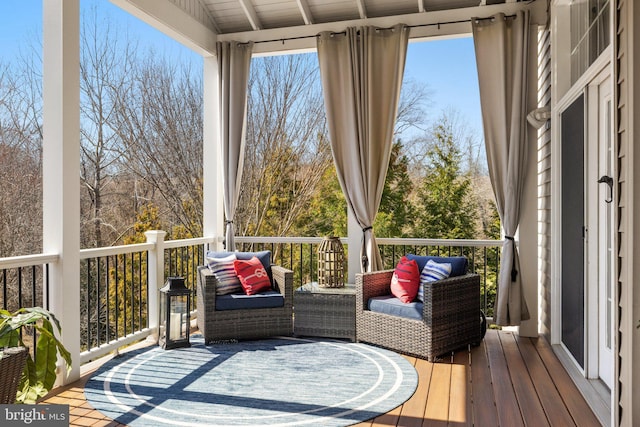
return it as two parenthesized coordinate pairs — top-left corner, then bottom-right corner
(406, 37), (483, 139)
(0, 0), (483, 140)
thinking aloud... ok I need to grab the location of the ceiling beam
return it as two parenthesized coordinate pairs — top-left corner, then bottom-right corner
(296, 0), (314, 25)
(238, 0), (263, 30)
(218, 0), (548, 55)
(109, 0), (217, 55)
(355, 0), (367, 19)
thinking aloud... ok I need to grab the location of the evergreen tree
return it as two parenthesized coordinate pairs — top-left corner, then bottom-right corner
(374, 141), (415, 237)
(295, 166), (347, 237)
(297, 140), (416, 238)
(413, 120), (477, 239)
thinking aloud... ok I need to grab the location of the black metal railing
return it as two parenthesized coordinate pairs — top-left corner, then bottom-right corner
(1, 265), (48, 312)
(1, 235), (501, 361)
(164, 243), (206, 314)
(377, 241), (501, 319)
(80, 250), (149, 351)
(235, 237), (502, 319)
(0, 257), (53, 364)
(236, 238), (324, 287)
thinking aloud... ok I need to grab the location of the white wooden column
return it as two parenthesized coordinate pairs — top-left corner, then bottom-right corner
(42, 0), (81, 384)
(202, 54), (224, 251)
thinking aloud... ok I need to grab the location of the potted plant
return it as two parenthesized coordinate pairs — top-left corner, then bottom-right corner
(0, 307), (72, 404)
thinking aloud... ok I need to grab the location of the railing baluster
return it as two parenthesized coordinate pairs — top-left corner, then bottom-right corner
(2, 269), (6, 310)
(114, 256), (119, 339)
(138, 252), (143, 331)
(310, 243), (314, 283)
(122, 254), (126, 336)
(97, 257), (101, 346)
(145, 251), (149, 329)
(31, 265), (37, 307)
(106, 256), (110, 343)
(130, 252), (135, 335)
(86, 258), (91, 349)
(45, 264), (50, 310)
(18, 268), (23, 311)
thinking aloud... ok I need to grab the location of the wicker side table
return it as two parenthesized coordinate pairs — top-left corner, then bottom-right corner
(294, 282), (356, 341)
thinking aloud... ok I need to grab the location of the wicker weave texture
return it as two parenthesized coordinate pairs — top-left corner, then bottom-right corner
(0, 347), (28, 404)
(197, 265), (294, 343)
(294, 284), (356, 340)
(356, 270), (482, 362)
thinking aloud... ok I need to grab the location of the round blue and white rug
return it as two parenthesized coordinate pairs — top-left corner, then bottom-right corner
(84, 336), (417, 426)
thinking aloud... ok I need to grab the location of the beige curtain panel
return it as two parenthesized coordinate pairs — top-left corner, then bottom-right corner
(473, 11), (531, 326)
(317, 24), (409, 272)
(217, 41), (253, 250)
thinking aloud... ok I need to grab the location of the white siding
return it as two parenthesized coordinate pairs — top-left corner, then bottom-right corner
(537, 26), (552, 339)
(615, 0), (640, 425)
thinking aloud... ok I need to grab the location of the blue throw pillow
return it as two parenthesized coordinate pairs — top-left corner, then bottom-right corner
(405, 254), (468, 277)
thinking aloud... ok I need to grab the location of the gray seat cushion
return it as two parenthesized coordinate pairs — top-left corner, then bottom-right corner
(215, 290), (284, 311)
(368, 295), (423, 321)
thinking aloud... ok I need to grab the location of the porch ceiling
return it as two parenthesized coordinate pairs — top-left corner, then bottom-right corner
(198, 0), (514, 34)
(109, 0), (539, 55)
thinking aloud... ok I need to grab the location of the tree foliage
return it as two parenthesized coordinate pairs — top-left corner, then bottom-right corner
(236, 54), (333, 239)
(413, 117), (478, 239)
(374, 141), (416, 237)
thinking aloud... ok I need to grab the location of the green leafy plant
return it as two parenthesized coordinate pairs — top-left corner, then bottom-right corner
(0, 307), (72, 403)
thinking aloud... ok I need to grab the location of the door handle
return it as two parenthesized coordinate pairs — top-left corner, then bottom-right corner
(598, 175), (613, 203)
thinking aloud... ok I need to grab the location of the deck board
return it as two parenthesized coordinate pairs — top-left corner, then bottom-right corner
(515, 335), (577, 426)
(448, 349), (472, 427)
(485, 330), (525, 427)
(40, 329), (601, 427)
(531, 334), (602, 426)
(470, 338), (499, 427)
(423, 356), (452, 426)
(398, 356), (432, 427)
(499, 332), (550, 427)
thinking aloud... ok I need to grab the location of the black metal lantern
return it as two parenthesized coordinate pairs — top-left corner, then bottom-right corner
(159, 276), (191, 349)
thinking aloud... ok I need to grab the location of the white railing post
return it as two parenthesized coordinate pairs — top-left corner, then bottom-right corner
(146, 230), (167, 341)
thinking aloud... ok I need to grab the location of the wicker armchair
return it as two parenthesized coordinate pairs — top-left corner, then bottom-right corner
(0, 347), (28, 404)
(197, 261), (294, 343)
(356, 266), (482, 362)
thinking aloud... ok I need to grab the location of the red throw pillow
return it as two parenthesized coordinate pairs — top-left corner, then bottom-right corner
(234, 256), (272, 295)
(390, 256), (420, 303)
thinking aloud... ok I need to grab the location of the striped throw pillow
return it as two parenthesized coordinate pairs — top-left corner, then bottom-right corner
(206, 254), (243, 295)
(417, 259), (452, 302)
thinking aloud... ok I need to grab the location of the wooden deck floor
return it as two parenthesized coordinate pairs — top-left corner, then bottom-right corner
(40, 329), (601, 427)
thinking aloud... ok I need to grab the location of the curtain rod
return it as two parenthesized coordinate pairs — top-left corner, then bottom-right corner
(247, 13), (516, 45)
